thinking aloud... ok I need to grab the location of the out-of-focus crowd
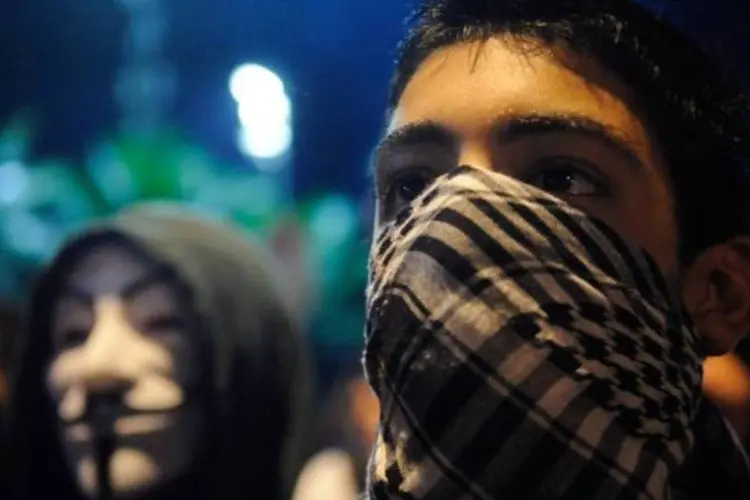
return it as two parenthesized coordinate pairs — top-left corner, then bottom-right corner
(0, 205), (378, 500)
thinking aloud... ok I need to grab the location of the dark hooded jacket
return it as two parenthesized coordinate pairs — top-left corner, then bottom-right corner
(3, 204), (312, 500)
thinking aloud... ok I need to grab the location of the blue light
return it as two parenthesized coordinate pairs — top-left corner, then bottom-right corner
(0, 161), (29, 205)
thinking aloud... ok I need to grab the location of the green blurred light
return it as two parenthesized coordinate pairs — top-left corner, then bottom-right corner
(309, 194), (357, 249)
(86, 142), (139, 207)
(0, 161), (30, 205)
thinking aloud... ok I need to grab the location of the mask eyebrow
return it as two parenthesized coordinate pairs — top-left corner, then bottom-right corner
(57, 286), (94, 307)
(498, 113), (647, 172)
(59, 265), (177, 304)
(120, 266), (178, 300)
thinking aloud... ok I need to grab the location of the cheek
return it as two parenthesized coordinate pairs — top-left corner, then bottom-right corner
(47, 351), (89, 421)
(618, 181), (679, 272)
(571, 180), (679, 274)
(124, 337), (196, 410)
(47, 350), (83, 395)
(158, 334), (197, 386)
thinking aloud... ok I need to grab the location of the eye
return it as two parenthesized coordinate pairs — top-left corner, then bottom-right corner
(524, 158), (609, 197)
(396, 173), (431, 202)
(380, 168), (435, 219)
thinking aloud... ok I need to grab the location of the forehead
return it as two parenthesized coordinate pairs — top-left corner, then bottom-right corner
(389, 38), (660, 164)
(62, 241), (158, 296)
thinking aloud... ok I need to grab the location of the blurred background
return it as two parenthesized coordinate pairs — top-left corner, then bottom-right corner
(0, 0), (417, 386)
(0, 3), (421, 486)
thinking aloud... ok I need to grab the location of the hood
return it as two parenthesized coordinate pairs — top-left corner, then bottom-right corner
(5, 203), (312, 500)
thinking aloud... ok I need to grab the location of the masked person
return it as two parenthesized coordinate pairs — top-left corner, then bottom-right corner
(364, 0), (750, 498)
(4, 204), (312, 500)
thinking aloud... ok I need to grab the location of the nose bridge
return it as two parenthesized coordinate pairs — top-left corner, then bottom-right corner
(80, 297), (133, 392)
(456, 135), (494, 172)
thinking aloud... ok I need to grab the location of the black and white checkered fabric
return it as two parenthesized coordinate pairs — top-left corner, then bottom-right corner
(364, 166), (721, 499)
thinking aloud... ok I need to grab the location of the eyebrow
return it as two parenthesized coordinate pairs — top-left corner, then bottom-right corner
(59, 266), (177, 303)
(370, 121), (455, 178)
(499, 113), (646, 170)
(375, 121), (455, 157)
(372, 112), (646, 175)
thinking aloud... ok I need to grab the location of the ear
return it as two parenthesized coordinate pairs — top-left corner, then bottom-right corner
(681, 237), (750, 355)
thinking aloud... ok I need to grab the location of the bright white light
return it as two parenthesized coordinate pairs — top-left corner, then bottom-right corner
(229, 63), (285, 103)
(0, 161), (30, 205)
(237, 92), (291, 130)
(237, 124), (292, 160)
(230, 62), (293, 160)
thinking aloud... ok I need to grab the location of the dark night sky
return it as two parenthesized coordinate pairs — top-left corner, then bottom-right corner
(0, 0), (747, 198)
(0, 0), (413, 197)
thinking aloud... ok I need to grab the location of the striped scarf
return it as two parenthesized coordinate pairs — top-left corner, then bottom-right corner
(363, 166), (749, 499)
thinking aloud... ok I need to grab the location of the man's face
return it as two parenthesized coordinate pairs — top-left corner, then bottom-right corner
(46, 243), (201, 498)
(374, 37), (680, 277)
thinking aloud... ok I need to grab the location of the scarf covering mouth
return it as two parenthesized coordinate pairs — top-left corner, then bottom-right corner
(364, 166), (707, 499)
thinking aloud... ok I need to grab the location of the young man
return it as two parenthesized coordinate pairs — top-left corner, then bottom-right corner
(364, 0), (750, 498)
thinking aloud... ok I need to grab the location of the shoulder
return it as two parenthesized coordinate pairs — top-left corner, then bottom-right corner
(292, 449), (359, 500)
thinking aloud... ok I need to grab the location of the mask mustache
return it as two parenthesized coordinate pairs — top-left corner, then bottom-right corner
(60, 392), (186, 430)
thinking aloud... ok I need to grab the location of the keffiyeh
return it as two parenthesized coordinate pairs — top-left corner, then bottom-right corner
(363, 166), (748, 498)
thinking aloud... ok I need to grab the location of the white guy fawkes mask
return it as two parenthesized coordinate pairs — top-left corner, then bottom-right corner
(46, 242), (201, 499)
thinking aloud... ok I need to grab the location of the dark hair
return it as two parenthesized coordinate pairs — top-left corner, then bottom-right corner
(0, 301), (19, 370)
(389, 0), (750, 262)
